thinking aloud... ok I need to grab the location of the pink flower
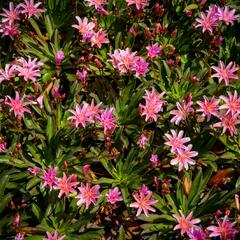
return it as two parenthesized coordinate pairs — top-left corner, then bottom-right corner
(36, 94), (44, 108)
(76, 69), (88, 85)
(219, 90), (240, 115)
(187, 226), (206, 240)
(106, 187), (123, 204)
(146, 43), (162, 58)
(0, 142), (7, 152)
(72, 17), (95, 40)
(18, 0), (45, 19)
(211, 61), (239, 86)
(82, 164), (90, 174)
(207, 215), (237, 240)
(55, 51), (64, 65)
(0, 22), (20, 39)
(139, 184), (151, 195)
(130, 190), (158, 217)
(86, 99), (102, 121)
(43, 230), (65, 240)
(173, 210), (201, 235)
(138, 133), (148, 149)
(28, 167), (39, 176)
(165, 130), (191, 153)
(0, 64), (16, 83)
(97, 108), (118, 134)
(170, 99), (194, 125)
(68, 102), (93, 128)
(76, 182), (101, 209)
(0, 2), (20, 24)
(133, 56), (148, 78)
(141, 88), (165, 122)
(54, 173), (79, 198)
(196, 96), (220, 121)
(16, 56), (43, 82)
(217, 6), (239, 25)
(170, 144), (198, 171)
(213, 112), (240, 136)
(90, 29), (109, 48)
(41, 166), (58, 190)
(126, 0), (149, 10)
(195, 10), (218, 33)
(4, 91), (31, 118)
(15, 233), (24, 240)
(85, 0), (108, 10)
(150, 154), (158, 167)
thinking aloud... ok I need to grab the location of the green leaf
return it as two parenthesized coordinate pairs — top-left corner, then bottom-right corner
(0, 193), (13, 214)
(184, 4), (198, 11)
(0, 175), (9, 199)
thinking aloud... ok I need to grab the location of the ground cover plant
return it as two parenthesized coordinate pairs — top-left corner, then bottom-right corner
(0, 0), (240, 239)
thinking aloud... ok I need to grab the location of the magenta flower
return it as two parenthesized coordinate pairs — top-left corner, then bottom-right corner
(150, 154), (158, 167)
(211, 61), (239, 86)
(54, 173), (79, 198)
(90, 29), (109, 48)
(76, 69), (88, 85)
(82, 164), (90, 174)
(187, 226), (206, 240)
(0, 22), (20, 39)
(41, 166), (58, 190)
(133, 56), (148, 78)
(146, 43), (162, 58)
(141, 88), (165, 122)
(195, 10), (218, 33)
(97, 108), (118, 134)
(207, 215), (237, 240)
(0, 142), (7, 152)
(106, 187), (123, 204)
(4, 91), (31, 118)
(76, 182), (101, 209)
(28, 167), (40, 176)
(170, 99), (194, 125)
(139, 185), (151, 195)
(15, 233), (24, 240)
(138, 133), (148, 149)
(213, 112), (240, 136)
(16, 56), (43, 82)
(130, 190), (158, 217)
(170, 144), (198, 171)
(196, 96), (220, 121)
(218, 6), (239, 25)
(0, 2), (20, 24)
(55, 51), (65, 65)
(72, 17), (95, 40)
(165, 130), (191, 153)
(173, 210), (201, 236)
(86, 99), (102, 121)
(85, 0), (108, 10)
(219, 90), (240, 115)
(0, 64), (16, 83)
(43, 230), (65, 240)
(17, 0), (45, 19)
(126, 0), (149, 10)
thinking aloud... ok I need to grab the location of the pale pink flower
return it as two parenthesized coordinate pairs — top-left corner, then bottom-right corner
(130, 190), (158, 217)
(207, 215), (237, 240)
(97, 108), (117, 134)
(43, 230), (65, 240)
(0, 22), (20, 39)
(41, 166), (58, 190)
(213, 112), (240, 136)
(4, 91), (31, 118)
(138, 133), (148, 149)
(90, 29), (109, 48)
(141, 88), (165, 122)
(106, 187), (123, 204)
(217, 6), (239, 25)
(28, 167), (39, 176)
(15, 233), (24, 240)
(211, 61), (239, 86)
(173, 210), (200, 235)
(68, 102), (92, 128)
(76, 182), (101, 209)
(36, 94), (44, 108)
(170, 99), (194, 125)
(170, 144), (198, 171)
(196, 96), (220, 121)
(126, 0), (149, 10)
(72, 17), (95, 40)
(165, 130), (190, 153)
(85, 0), (108, 10)
(0, 64), (16, 83)
(16, 56), (43, 82)
(187, 226), (206, 240)
(54, 173), (79, 198)
(0, 2), (20, 24)
(0, 142), (7, 152)
(146, 43), (162, 58)
(86, 99), (102, 121)
(150, 154), (158, 167)
(133, 56), (148, 78)
(76, 69), (87, 85)
(55, 51), (64, 65)
(17, 0), (45, 19)
(219, 90), (240, 115)
(195, 11), (218, 33)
